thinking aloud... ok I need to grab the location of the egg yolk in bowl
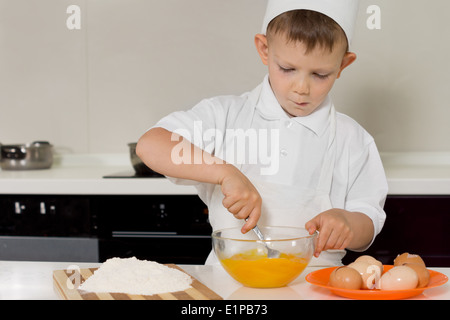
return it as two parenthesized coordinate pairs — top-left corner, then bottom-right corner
(219, 249), (309, 288)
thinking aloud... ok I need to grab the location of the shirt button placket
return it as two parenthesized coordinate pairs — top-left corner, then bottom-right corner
(280, 120), (293, 157)
(285, 120), (293, 129)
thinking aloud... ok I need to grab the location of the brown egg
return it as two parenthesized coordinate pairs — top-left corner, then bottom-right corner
(403, 263), (430, 288)
(394, 252), (426, 268)
(329, 266), (363, 290)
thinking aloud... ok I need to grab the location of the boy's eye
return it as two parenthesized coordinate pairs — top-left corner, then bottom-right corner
(314, 73), (329, 79)
(279, 66), (294, 73)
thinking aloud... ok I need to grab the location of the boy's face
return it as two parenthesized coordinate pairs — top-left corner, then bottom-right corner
(255, 33), (356, 117)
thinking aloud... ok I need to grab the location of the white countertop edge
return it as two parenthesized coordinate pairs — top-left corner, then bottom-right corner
(4, 180), (450, 195)
(0, 178), (198, 195)
(388, 179), (450, 195)
(380, 151), (450, 166)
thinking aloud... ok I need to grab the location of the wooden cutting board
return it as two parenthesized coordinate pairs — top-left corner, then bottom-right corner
(53, 264), (222, 300)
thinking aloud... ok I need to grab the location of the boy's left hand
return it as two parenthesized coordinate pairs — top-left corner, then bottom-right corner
(305, 209), (355, 258)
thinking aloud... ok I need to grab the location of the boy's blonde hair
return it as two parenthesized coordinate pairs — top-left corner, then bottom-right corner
(266, 10), (348, 53)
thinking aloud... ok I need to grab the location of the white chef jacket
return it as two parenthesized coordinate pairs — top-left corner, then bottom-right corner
(154, 75), (388, 262)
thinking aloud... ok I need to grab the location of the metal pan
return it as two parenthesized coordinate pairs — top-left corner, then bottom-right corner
(0, 141), (53, 170)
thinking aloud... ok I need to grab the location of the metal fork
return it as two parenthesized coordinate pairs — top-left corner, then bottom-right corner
(246, 220), (281, 258)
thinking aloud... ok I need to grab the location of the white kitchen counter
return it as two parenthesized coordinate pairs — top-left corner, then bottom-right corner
(382, 152), (450, 195)
(1, 152), (450, 195)
(0, 260), (448, 300)
(0, 154), (197, 195)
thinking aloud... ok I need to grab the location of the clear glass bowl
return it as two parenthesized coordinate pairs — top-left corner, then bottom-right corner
(212, 226), (317, 288)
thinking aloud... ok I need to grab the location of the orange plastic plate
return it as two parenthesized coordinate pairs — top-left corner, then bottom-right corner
(305, 265), (448, 300)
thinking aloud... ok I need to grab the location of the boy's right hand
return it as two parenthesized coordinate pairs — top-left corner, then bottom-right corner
(219, 166), (262, 234)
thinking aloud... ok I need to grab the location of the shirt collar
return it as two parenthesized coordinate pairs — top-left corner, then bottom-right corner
(256, 74), (332, 137)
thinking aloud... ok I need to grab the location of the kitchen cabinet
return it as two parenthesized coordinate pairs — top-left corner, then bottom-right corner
(0, 194), (98, 262)
(0, 195), (92, 237)
(343, 195), (450, 267)
(3, 192), (450, 267)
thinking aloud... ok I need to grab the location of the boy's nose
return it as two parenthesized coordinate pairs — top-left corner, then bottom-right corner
(294, 77), (310, 95)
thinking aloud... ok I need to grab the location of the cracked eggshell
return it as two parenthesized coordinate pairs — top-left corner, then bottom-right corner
(348, 261), (379, 290)
(394, 252), (426, 268)
(403, 263), (430, 288)
(354, 255), (384, 274)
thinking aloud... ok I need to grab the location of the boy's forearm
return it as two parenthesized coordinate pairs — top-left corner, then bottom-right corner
(136, 127), (234, 185)
(344, 210), (374, 251)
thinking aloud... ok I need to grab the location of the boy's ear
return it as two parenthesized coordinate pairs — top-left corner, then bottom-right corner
(337, 52), (357, 78)
(254, 34), (269, 66)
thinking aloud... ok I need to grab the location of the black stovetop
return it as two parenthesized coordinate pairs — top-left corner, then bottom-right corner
(102, 171), (164, 179)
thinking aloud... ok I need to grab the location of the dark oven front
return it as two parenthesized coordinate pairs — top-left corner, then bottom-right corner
(0, 194), (211, 264)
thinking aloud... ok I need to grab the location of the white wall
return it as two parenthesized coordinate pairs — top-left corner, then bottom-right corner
(1, 0), (449, 154)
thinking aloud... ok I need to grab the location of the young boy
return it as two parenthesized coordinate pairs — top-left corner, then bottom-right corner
(137, 0), (388, 266)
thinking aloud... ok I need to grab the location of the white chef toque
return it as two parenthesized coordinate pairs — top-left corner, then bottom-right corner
(261, 0), (360, 45)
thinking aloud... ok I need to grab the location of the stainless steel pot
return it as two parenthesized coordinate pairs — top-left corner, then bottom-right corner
(128, 142), (163, 177)
(0, 141), (53, 170)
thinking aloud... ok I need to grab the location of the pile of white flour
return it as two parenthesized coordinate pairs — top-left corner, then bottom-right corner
(79, 257), (193, 295)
